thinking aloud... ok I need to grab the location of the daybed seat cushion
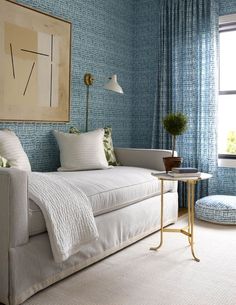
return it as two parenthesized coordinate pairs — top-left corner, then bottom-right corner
(29, 166), (176, 236)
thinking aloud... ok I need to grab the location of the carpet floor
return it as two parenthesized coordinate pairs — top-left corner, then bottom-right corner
(23, 217), (236, 305)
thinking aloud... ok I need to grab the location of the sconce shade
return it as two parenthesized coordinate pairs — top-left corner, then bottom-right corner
(104, 75), (123, 94)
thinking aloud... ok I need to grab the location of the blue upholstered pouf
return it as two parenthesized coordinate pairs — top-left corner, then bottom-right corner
(195, 195), (236, 225)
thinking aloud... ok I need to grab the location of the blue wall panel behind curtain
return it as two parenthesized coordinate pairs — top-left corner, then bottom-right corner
(132, 0), (159, 148)
(219, 0), (236, 15)
(0, 0), (134, 171)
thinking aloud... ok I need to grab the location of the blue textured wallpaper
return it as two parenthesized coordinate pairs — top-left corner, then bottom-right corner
(0, 0), (134, 171)
(219, 0), (236, 15)
(1, 0), (236, 195)
(132, 0), (158, 148)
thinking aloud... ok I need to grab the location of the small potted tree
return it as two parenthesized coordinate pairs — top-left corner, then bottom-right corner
(162, 112), (188, 172)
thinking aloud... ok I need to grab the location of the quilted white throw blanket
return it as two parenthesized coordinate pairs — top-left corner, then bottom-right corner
(28, 172), (99, 263)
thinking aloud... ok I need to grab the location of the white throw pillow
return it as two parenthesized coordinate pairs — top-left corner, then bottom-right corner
(53, 129), (109, 171)
(0, 129), (31, 171)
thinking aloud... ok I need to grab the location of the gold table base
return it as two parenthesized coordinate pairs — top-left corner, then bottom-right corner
(150, 179), (200, 262)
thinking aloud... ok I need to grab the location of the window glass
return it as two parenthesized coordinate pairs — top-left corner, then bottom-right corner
(218, 95), (236, 155)
(220, 31), (236, 91)
(219, 27), (236, 158)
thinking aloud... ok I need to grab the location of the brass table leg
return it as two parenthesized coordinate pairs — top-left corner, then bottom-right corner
(187, 182), (191, 245)
(150, 178), (200, 262)
(150, 179), (164, 251)
(188, 181), (200, 262)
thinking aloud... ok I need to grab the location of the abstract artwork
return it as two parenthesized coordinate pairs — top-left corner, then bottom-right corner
(0, 0), (71, 122)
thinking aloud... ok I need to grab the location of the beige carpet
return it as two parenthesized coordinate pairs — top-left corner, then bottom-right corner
(23, 217), (236, 305)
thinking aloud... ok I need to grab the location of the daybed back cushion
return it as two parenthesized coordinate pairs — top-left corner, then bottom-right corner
(53, 128), (109, 171)
(0, 129), (31, 171)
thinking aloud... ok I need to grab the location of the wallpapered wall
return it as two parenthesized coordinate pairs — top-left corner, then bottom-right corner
(219, 0), (236, 15)
(133, 0), (236, 196)
(1, 0), (236, 193)
(132, 0), (158, 148)
(0, 0), (134, 171)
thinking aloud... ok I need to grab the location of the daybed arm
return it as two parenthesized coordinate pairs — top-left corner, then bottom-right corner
(115, 148), (173, 171)
(0, 168), (28, 248)
(0, 168), (28, 304)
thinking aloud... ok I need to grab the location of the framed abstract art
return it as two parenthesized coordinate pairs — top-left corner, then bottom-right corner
(0, 0), (71, 122)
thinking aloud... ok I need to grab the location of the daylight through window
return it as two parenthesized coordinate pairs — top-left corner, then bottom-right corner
(218, 17), (236, 160)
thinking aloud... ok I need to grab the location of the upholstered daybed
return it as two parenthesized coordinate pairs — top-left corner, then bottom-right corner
(0, 148), (178, 305)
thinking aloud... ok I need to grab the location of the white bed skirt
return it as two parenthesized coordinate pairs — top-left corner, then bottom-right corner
(9, 192), (178, 305)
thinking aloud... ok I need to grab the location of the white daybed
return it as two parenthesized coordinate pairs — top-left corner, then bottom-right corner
(0, 148), (178, 305)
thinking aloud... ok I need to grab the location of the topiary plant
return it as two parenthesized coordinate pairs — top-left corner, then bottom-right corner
(163, 112), (188, 157)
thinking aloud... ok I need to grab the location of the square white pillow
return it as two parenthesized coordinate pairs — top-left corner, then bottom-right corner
(0, 129), (31, 171)
(53, 128), (109, 171)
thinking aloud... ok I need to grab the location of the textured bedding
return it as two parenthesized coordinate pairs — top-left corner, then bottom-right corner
(29, 166), (177, 236)
(28, 173), (98, 262)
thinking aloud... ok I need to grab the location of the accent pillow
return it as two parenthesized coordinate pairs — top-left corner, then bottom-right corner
(69, 126), (119, 166)
(0, 130), (31, 171)
(103, 127), (119, 166)
(53, 128), (109, 171)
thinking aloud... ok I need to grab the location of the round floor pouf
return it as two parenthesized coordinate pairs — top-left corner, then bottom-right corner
(195, 195), (236, 225)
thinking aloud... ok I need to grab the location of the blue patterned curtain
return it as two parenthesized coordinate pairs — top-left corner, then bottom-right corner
(152, 0), (219, 207)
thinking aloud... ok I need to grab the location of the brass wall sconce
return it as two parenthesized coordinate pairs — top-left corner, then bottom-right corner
(83, 73), (123, 132)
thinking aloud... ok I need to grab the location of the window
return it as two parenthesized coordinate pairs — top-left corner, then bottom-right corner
(218, 15), (236, 167)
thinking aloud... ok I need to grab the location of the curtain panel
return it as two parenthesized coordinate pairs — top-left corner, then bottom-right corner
(151, 0), (219, 207)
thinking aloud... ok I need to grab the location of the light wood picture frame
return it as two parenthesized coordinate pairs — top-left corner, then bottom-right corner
(0, 0), (71, 122)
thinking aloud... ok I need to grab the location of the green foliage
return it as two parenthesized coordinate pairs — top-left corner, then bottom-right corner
(0, 156), (10, 168)
(163, 112), (188, 157)
(163, 113), (188, 136)
(227, 131), (236, 154)
(69, 126), (80, 134)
